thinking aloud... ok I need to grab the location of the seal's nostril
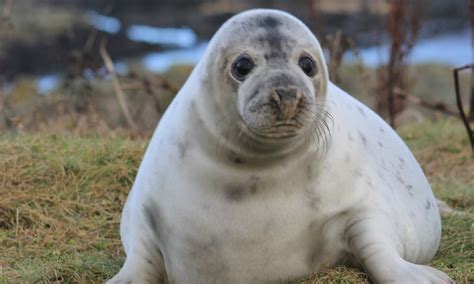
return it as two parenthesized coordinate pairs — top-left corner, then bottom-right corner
(275, 88), (297, 101)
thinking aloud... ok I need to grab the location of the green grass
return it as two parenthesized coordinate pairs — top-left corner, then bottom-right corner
(0, 119), (473, 283)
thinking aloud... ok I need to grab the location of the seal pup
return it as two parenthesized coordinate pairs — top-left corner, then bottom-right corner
(108, 9), (453, 284)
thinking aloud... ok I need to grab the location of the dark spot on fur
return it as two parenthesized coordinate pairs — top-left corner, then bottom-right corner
(253, 20), (292, 62)
(188, 236), (221, 257)
(396, 175), (406, 186)
(378, 141), (384, 147)
(406, 184), (414, 197)
(258, 16), (282, 29)
(358, 131), (367, 146)
(379, 128), (385, 133)
(184, 235), (229, 279)
(143, 203), (161, 237)
(308, 197), (320, 210)
(224, 176), (260, 202)
(189, 100), (205, 126)
(228, 151), (244, 164)
(225, 184), (246, 201)
(425, 200), (431, 210)
(352, 169), (364, 178)
(304, 187), (320, 210)
(264, 51), (288, 60)
(256, 33), (289, 60)
(357, 106), (366, 117)
(260, 32), (285, 50)
(308, 220), (318, 229)
(177, 140), (189, 159)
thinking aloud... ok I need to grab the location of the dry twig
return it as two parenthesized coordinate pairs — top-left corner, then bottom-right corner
(99, 39), (139, 134)
(394, 89), (458, 117)
(325, 31), (345, 84)
(469, 0), (474, 121)
(453, 64), (474, 154)
(376, 0), (421, 127)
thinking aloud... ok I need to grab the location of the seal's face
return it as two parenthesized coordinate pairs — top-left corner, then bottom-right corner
(231, 50), (319, 140)
(204, 10), (329, 149)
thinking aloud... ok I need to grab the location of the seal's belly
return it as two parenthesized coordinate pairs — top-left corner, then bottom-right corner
(162, 194), (347, 283)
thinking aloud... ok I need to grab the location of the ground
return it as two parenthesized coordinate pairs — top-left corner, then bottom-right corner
(0, 118), (472, 283)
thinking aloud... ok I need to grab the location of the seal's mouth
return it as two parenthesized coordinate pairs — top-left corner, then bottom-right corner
(239, 114), (307, 141)
(256, 122), (302, 138)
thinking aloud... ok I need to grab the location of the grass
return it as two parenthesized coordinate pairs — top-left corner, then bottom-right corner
(0, 118), (473, 283)
(0, 135), (146, 283)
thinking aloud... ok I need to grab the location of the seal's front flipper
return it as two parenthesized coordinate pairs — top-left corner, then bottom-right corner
(107, 250), (167, 284)
(345, 213), (453, 284)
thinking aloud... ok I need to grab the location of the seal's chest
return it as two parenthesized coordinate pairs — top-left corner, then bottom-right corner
(168, 197), (329, 281)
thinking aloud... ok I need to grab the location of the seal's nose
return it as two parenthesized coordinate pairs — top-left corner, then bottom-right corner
(271, 88), (302, 120)
(275, 88), (297, 101)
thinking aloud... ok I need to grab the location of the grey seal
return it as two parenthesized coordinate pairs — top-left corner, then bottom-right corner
(108, 9), (452, 284)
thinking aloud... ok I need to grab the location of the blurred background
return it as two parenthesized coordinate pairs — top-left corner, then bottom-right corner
(0, 0), (472, 137)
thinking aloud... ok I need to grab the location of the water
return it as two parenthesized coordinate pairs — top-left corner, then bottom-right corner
(142, 42), (208, 72)
(112, 62), (129, 76)
(36, 75), (60, 95)
(345, 29), (471, 67)
(84, 11), (121, 34)
(127, 26), (197, 48)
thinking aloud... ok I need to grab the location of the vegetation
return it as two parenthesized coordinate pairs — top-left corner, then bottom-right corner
(0, 118), (472, 283)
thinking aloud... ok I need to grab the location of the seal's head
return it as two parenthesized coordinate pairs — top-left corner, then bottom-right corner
(199, 9), (330, 152)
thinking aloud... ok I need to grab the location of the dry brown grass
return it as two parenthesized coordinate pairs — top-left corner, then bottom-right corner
(0, 134), (146, 282)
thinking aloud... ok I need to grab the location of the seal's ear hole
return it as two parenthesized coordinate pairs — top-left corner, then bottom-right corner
(298, 55), (317, 77)
(231, 54), (255, 81)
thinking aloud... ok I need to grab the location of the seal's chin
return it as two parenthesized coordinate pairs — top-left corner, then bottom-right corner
(237, 105), (313, 144)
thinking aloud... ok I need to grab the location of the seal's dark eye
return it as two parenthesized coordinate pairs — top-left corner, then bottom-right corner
(231, 55), (255, 81)
(299, 56), (316, 77)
